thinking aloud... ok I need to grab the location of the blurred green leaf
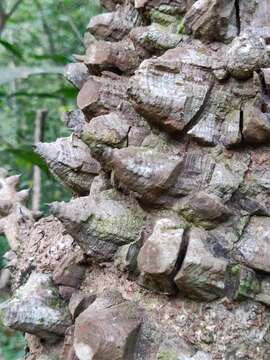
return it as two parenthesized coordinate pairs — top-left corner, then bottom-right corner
(0, 40), (24, 60)
(0, 86), (76, 100)
(0, 41), (71, 64)
(0, 307), (26, 360)
(54, 86), (77, 98)
(1, 91), (62, 99)
(0, 66), (64, 84)
(32, 53), (71, 64)
(0, 236), (9, 269)
(0, 145), (49, 174)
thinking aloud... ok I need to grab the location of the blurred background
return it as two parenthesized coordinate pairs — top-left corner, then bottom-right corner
(0, 1), (102, 358)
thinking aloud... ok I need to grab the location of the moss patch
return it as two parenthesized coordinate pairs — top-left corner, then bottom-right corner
(157, 350), (178, 360)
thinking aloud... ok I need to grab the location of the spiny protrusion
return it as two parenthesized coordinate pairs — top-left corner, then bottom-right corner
(107, 146), (183, 203)
(87, 4), (143, 41)
(51, 189), (145, 260)
(35, 135), (100, 195)
(77, 73), (128, 120)
(0, 168), (33, 250)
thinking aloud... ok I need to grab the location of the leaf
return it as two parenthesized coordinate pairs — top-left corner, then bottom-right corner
(0, 39), (70, 64)
(0, 145), (49, 174)
(0, 86), (77, 100)
(0, 86), (78, 99)
(0, 40), (24, 60)
(0, 66), (64, 85)
(3, 91), (62, 99)
(32, 54), (71, 64)
(54, 86), (77, 99)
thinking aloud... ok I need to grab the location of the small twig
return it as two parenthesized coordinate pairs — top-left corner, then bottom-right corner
(0, 2), (6, 15)
(67, 17), (84, 45)
(58, 1), (84, 45)
(34, 0), (56, 54)
(7, 0), (24, 19)
(0, 0), (24, 36)
(32, 109), (47, 212)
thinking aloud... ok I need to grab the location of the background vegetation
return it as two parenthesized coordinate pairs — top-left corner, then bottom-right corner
(0, 1), (102, 358)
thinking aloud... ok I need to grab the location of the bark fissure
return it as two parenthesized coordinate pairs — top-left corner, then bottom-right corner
(235, 0), (241, 35)
(239, 109), (244, 140)
(171, 228), (190, 279)
(179, 79), (215, 140)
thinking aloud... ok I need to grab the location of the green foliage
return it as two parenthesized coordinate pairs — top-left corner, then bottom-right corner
(0, 85), (77, 100)
(0, 237), (25, 360)
(0, 0), (101, 208)
(157, 350), (178, 360)
(0, 319), (26, 360)
(0, 236), (9, 269)
(32, 54), (71, 64)
(0, 145), (49, 173)
(0, 39), (23, 59)
(0, 66), (64, 85)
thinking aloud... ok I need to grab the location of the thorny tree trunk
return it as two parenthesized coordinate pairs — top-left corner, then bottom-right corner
(2, 1), (270, 360)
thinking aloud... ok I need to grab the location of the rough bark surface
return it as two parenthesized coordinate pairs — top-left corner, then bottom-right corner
(1, 1), (270, 359)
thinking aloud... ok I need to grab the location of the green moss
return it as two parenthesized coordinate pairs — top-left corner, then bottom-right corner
(157, 350), (178, 360)
(177, 17), (185, 34)
(48, 295), (64, 310)
(47, 280), (67, 310)
(231, 264), (241, 276)
(156, 5), (176, 15)
(228, 264), (261, 301)
(83, 193), (145, 244)
(179, 209), (216, 230)
(150, 10), (176, 27)
(238, 275), (260, 299)
(150, 9), (185, 35)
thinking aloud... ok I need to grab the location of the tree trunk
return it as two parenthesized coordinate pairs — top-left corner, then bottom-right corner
(2, 1), (270, 360)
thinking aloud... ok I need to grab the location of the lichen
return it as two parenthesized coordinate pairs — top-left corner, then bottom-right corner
(157, 350), (178, 360)
(177, 17), (185, 34)
(231, 264), (241, 276)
